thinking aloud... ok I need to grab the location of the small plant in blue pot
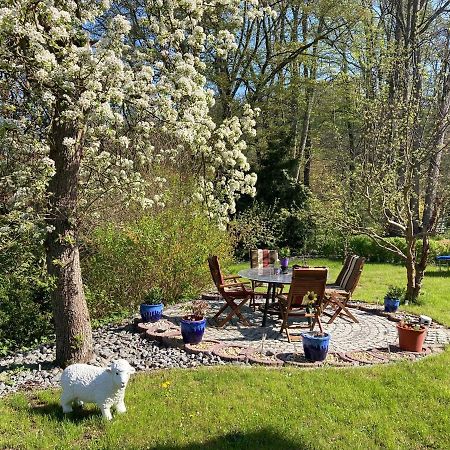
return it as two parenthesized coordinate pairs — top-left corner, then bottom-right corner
(180, 300), (209, 344)
(301, 331), (331, 362)
(140, 287), (164, 323)
(278, 247), (291, 273)
(384, 285), (405, 313)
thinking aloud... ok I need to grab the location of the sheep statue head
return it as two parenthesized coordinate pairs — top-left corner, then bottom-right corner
(107, 359), (136, 389)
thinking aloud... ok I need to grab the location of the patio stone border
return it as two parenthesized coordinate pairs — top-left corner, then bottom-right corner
(136, 299), (449, 368)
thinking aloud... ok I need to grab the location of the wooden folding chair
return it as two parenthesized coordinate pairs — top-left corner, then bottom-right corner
(277, 267), (328, 343)
(208, 255), (255, 327)
(324, 256), (365, 324)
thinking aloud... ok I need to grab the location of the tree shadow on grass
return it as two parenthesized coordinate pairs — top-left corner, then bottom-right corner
(150, 429), (312, 450)
(28, 399), (101, 423)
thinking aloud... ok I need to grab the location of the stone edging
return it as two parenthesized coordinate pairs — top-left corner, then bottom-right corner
(138, 301), (449, 368)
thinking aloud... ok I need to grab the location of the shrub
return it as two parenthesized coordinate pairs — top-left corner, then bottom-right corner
(335, 235), (450, 264)
(0, 274), (54, 355)
(229, 201), (316, 259)
(309, 231), (450, 264)
(83, 207), (233, 318)
(0, 223), (54, 354)
(228, 201), (280, 260)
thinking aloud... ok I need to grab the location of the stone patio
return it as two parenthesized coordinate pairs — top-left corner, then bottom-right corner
(163, 297), (450, 356)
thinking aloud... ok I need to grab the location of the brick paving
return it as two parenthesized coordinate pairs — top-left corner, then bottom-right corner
(164, 298), (450, 355)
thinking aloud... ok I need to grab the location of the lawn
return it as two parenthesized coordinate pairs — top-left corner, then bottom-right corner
(0, 259), (449, 449)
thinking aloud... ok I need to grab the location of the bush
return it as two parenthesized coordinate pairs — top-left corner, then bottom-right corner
(0, 223), (54, 355)
(229, 201), (316, 259)
(317, 234), (450, 264)
(83, 207), (233, 319)
(0, 274), (54, 355)
(228, 202), (280, 260)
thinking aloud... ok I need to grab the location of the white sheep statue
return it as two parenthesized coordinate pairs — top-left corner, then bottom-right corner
(60, 359), (136, 420)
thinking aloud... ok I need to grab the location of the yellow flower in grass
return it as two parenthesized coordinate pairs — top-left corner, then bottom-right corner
(161, 381), (171, 389)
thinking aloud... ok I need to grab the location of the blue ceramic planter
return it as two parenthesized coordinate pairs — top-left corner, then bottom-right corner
(180, 318), (206, 344)
(280, 257), (289, 269)
(140, 303), (163, 323)
(384, 297), (400, 313)
(301, 332), (330, 362)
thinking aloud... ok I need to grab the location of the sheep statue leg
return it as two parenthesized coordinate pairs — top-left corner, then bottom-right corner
(60, 392), (74, 414)
(100, 404), (113, 421)
(115, 391), (126, 414)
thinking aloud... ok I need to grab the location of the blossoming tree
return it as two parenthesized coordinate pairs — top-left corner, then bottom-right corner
(0, 0), (258, 366)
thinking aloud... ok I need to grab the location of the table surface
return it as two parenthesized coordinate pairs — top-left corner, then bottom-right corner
(238, 267), (293, 285)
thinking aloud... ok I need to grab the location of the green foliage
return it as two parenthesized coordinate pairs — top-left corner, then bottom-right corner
(0, 274), (54, 356)
(0, 216), (54, 354)
(83, 207), (233, 318)
(313, 234), (450, 264)
(348, 236), (450, 264)
(142, 287), (165, 305)
(228, 201), (280, 259)
(278, 247), (291, 258)
(385, 285), (406, 302)
(229, 200), (316, 259)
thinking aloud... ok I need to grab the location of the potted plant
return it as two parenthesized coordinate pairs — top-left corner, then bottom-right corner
(180, 300), (209, 344)
(384, 285), (405, 312)
(301, 289), (330, 363)
(304, 291), (317, 314)
(140, 287), (164, 323)
(279, 247), (291, 273)
(397, 319), (428, 352)
(301, 331), (331, 362)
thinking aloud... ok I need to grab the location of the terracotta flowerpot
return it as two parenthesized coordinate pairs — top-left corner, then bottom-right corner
(397, 324), (427, 352)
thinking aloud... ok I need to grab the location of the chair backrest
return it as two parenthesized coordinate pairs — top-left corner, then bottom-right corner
(340, 256), (365, 294)
(287, 268), (328, 308)
(335, 254), (356, 286)
(208, 255), (224, 293)
(250, 249), (278, 268)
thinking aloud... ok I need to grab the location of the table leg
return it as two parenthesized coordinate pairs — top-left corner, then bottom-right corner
(262, 283), (272, 327)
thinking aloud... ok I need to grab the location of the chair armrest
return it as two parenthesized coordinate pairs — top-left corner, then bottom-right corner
(276, 294), (288, 304)
(220, 282), (248, 289)
(223, 274), (242, 280)
(325, 288), (349, 298)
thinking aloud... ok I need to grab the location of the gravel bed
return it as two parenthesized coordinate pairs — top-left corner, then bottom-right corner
(0, 321), (225, 398)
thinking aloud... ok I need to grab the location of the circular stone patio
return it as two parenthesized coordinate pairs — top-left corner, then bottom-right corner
(158, 297), (450, 360)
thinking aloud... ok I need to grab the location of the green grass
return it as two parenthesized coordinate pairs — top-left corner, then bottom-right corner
(1, 354), (450, 450)
(0, 259), (449, 449)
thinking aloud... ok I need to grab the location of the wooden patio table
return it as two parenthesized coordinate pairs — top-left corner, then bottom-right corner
(238, 267), (292, 327)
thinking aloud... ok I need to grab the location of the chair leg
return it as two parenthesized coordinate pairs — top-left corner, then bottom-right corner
(311, 312), (324, 333)
(327, 298), (358, 324)
(215, 297), (251, 327)
(250, 281), (256, 310)
(285, 327), (292, 343)
(233, 298), (251, 326)
(213, 303), (228, 324)
(279, 309), (287, 333)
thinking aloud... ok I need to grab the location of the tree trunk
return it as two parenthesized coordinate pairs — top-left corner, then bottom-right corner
(45, 104), (92, 368)
(404, 232), (417, 304)
(303, 134), (312, 187)
(412, 235), (430, 301)
(404, 231), (428, 304)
